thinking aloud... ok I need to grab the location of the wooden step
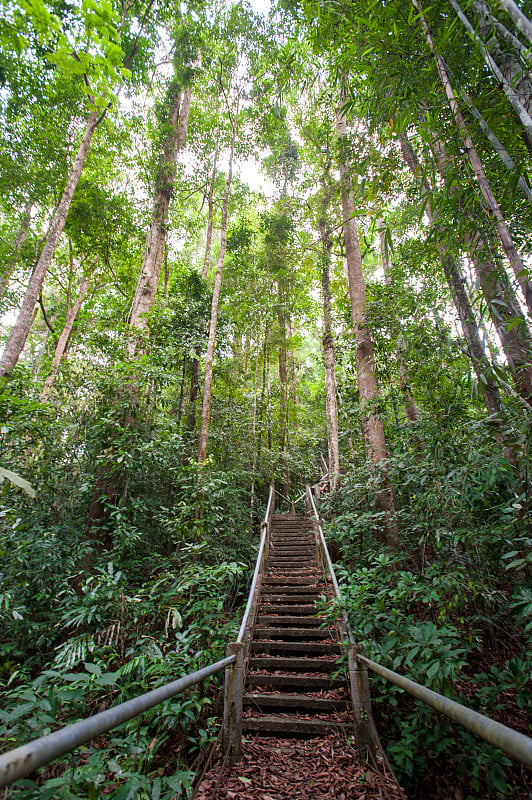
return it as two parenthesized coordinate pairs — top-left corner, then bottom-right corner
(244, 692), (346, 712)
(261, 593), (322, 603)
(249, 656), (338, 671)
(243, 714), (346, 735)
(267, 568), (315, 574)
(252, 640), (339, 655)
(257, 614), (325, 626)
(270, 557), (314, 563)
(258, 604), (317, 614)
(261, 581), (326, 597)
(263, 576), (321, 586)
(271, 540), (314, 547)
(254, 627), (334, 640)
(248, 673), (341, 689)
(269, 554), (314, 560)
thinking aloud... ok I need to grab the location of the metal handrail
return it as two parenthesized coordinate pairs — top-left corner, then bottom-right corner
(223, 484), (275, 762)
(306, 486), (356, 644)
(0, 655), (236, 789)
(237, 525), (267, 642)
(236, 484), (274, 643)
(359, 655), (532, 769)
(305, 485), (532, 770)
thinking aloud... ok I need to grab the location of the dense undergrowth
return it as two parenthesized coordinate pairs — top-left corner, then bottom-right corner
(0, 380), (262, 800)
(1, 366), (531, 799)
(321, 414), (531, 800)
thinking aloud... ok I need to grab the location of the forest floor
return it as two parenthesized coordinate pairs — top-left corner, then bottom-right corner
(193, 733), (405, 799)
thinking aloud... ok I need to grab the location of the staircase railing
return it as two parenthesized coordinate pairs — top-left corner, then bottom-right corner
(305, 487), (532, 770)
(305, 486), (379, 758)
(0, 656), (236, 789)
(222, 483), (275, 763)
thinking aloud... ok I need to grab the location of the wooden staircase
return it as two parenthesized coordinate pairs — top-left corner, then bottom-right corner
(242, 513), (351, 736)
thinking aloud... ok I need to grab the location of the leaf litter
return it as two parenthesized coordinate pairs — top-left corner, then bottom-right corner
(194, 733), (406, 799)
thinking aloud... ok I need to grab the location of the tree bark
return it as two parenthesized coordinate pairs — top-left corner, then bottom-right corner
(40, 274), (91, 399)
(257, 322), (269, 463)
(201, 145), (219, 280)
(412, 0), (532, 317)
(399, 133), (518, 444)
(197, 111), (238, 464)
(466, 231), (532, 402)
(430, 135), (532, 404)
(267, 335), (272, 452)
(318, 186), (340, 490)
(456, 83), (532, 204)
(451, 0), (532, 142)
(336, 107), (399, 546)
(0, 109), (102, 382)
(176, 353), (187, 424)
(496, 0), (532, 50)
(128, 87), (192, 357)
(250, 345), (259, 521)
(185, 351), (200, 432)
(277, 281), (289, 454)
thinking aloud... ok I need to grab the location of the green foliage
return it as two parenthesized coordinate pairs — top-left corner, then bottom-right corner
(321, 417), (530, 797)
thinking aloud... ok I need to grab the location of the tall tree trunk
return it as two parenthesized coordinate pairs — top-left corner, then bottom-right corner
(185, 353), (200, 432)
(176, 354), (187, 425)
(250, 346), (259, 522)
(412, 0), (532, 316)
(267, 337), (272, 452)
(184, 145), (220, 434)
(430, 135), (532, 404)
(318, 187), (340, 490)
(0, 199), (33, 299)
(450, 0), (532, 143)
(287, 318), (297, 433)
(257, 322), (269, 463)
(456, 83), (532, 204)
(466, 230), (532, 402)
(399, 133), (518, 450)
(201, 145), (219, 280)
(198, 112), (238, 464)
(128, 87), (192, 357)
(277, 283), (289, 453)
(40, 274), (91, 399)
(336, 107), (399, 547)
(0, 108), (102, 382)
(277, 283), (290, 497)
(494, 0), (532, 51)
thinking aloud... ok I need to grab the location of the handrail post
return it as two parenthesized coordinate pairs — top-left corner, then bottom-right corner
(223, 641), (244, 763)
(348, 642), (374, 758)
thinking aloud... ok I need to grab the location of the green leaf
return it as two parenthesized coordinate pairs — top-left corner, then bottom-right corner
(84, 662), (102, 676)
(151, 777), (161, 800)
(0, 468), (36, 498)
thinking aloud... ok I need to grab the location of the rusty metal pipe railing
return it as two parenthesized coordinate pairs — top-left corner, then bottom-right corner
(0, 655), (236, 789)
(236, 484), (273, 643)
(306, 486), (356, 643)
(359, 654), (532, 769)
